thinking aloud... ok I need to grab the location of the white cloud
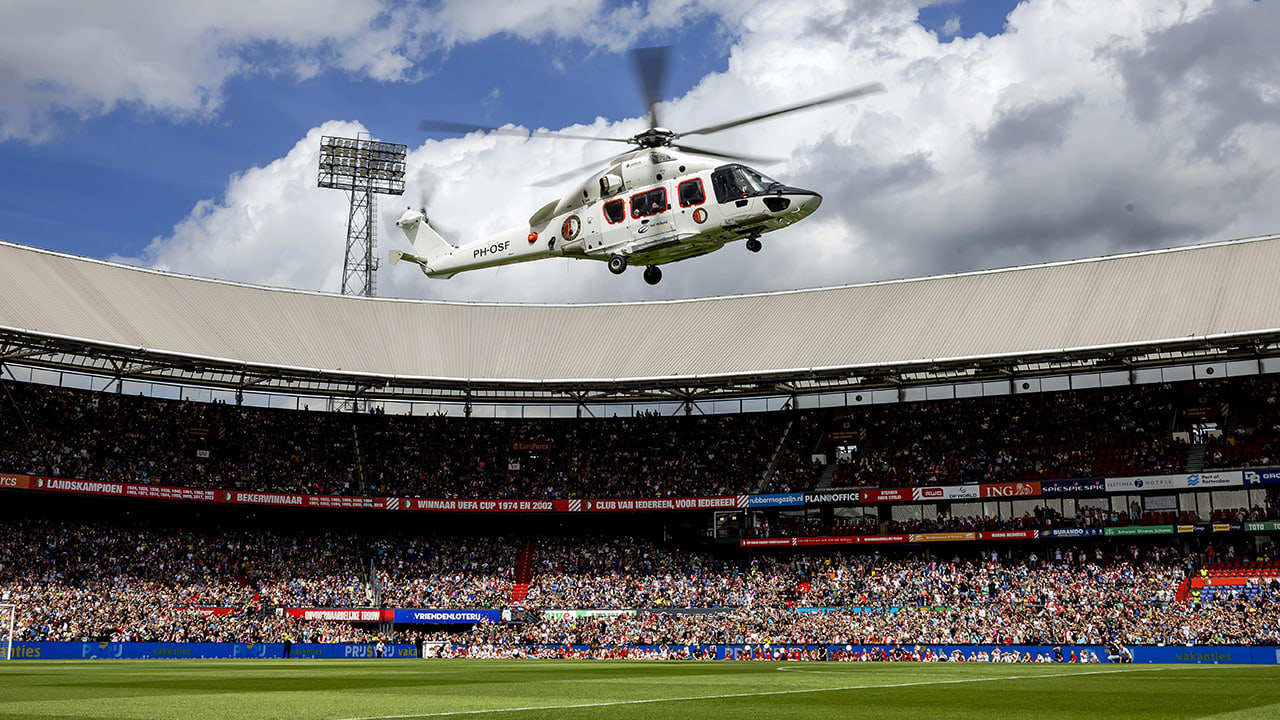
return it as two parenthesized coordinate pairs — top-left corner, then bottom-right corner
(0, 0), (715, 142)
(0, 1), (433, 141)
(941, 16), (961, 37)
(123, 0), (1280, 304)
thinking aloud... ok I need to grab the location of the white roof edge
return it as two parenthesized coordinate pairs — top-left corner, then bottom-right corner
(7, 323), (1275, 388)
(4, 232), (1279, 310)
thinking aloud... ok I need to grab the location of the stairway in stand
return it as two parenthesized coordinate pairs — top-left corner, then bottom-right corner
(511, 540), (535, 603)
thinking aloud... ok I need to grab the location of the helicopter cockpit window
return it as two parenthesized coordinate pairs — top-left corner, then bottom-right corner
(678, 178), (705, 207)
(710, 165), (779, 204)
(630, 187), (668, 219)
(603, 198), (625, 224)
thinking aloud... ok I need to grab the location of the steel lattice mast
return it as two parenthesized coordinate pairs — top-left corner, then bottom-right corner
(318, 134), (407, 296)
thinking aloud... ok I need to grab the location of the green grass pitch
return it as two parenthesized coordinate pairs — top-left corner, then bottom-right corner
(2, 660), (1279, 720)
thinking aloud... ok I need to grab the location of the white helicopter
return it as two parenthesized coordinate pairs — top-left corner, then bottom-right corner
(391, 48), (883, 285)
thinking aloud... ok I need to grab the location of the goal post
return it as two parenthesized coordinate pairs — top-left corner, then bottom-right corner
(0, 604), (14, 660)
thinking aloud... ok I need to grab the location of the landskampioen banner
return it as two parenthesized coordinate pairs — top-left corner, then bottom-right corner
(8, 475), (743, 515)
(32, 477), (219, 502)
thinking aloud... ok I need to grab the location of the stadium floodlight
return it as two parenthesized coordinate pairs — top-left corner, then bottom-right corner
(318, 134), (407, 297)
(1, 604), (13, 661)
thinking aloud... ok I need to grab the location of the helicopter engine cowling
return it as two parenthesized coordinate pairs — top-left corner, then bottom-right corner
(598, 174), (623, 196)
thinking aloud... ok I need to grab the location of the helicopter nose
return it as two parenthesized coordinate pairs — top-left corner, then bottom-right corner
(787, 187), (822, 214)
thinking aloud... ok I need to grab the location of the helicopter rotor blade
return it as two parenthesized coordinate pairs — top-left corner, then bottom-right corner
(529, 154), (623, 187)
(670, 143), (784, 165)
(630, 46), (669, 130)
(675, 82), (885, 138)
(419, 119), (634, 145)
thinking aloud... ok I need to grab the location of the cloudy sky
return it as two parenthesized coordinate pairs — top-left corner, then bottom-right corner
(2, 0), (1277, 303)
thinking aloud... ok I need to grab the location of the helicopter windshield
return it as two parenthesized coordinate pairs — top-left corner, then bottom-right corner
(710, 165), (780, 203)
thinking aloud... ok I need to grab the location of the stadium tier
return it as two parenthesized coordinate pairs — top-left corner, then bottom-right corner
(3, 515), (1278, 650)
(1, 375), (1276, 502)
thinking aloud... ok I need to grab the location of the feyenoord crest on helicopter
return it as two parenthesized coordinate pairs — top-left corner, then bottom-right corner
(391, 47), (883, 285)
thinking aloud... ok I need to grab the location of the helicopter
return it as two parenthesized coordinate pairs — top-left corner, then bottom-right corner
(391, 47), (883, 286)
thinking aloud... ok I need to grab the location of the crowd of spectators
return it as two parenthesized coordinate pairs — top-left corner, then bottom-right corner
(0, 518), (376, 643)
(437, 545), (1280, 649)
(825, 384), (1189, 488)
(373, 537), (516, 609)
(0, 383), (778, 500)
(2, 376), (1279, 501)
(4, 517), (1280, 649)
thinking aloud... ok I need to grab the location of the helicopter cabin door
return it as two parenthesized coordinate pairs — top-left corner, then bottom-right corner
(710, 165), (766, 225)
(626, 184), (676, 247)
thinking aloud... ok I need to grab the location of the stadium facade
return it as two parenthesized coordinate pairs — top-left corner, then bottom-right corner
(2, 235), (1279, 411)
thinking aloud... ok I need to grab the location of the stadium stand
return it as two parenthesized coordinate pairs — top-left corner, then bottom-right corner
(2, 376), (1278, 501)
(4, 514), (1279, 649)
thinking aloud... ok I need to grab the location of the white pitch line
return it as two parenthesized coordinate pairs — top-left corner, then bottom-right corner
(331, 666), (1162, 720)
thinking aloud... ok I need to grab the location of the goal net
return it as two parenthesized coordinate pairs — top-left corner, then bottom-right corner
(0, 604), (14, 661)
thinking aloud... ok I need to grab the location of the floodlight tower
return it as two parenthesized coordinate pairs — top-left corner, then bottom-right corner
(318, 134), (407, 296)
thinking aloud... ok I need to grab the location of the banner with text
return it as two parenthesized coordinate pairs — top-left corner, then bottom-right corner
(1043, 528), (1104, 538)
(405, 498), (556, 512)
(282, 608), (390, 622)
(0, 473), (32, 490)
(1244, 469), (1280, 486)
(1040, 478), (1107, 495)
(803, 489), (862, 506)
(225, 491), (386, 509)
(980, 482), (1042, 499)
(392, 609), (503, 624)
(32, 477), (219, 502)
(580, 496), (745, 512)
(1104, 472), (1243, 493)
(746, 493), (806, 508)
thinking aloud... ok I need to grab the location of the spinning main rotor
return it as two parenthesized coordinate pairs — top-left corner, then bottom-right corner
(419, 46), (884, 184)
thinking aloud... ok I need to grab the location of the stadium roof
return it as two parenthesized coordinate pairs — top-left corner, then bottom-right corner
(2, 236), (1280, 404)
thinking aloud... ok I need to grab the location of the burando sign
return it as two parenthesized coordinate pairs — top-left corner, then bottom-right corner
(1104, 472), (1243, 493)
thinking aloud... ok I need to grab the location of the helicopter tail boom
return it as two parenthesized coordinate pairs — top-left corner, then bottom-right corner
(394, 207), (457, 268)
